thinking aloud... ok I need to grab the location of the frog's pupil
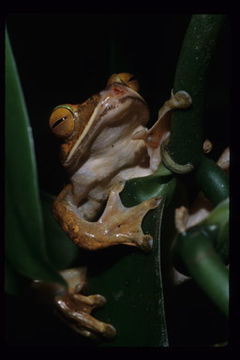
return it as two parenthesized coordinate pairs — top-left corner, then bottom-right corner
(52, 116), (66, 128)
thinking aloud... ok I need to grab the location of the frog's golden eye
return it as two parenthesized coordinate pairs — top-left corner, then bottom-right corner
(49, 106), (75, 139)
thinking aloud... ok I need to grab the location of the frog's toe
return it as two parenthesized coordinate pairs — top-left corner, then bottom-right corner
(141, 234), (154, 252)
(54, 293), (116, 340)
(170, 89), (192, 108)
(103, 323), (117, 339)
(72, 293), (107, 308)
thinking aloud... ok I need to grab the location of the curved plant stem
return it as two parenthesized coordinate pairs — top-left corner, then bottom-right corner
(195, 155), (229, 206)
(167, 15), (229, 322)
(203, 198), (229, 264)
(167, 14), (225, 167)
(173, 230), (229, 317)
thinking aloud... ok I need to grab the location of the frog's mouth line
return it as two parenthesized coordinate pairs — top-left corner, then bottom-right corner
(63, 86), (147, 171)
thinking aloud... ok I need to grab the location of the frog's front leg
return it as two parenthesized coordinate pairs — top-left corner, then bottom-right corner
(53, 183), (161, 251)
(133, 90), (192, 171)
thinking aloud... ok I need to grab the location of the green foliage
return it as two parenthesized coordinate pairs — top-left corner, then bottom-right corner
(195, 156), (229, 206)
(85, 202), (169, 347)
(172, 228), (229, 317)
(202, 197), (229, 264)
(167, 15), (229, 321)
(5, 29), (66, 290)
(5, 27), (170, 346)
(120, 163), (175, 206)
(5, 13), (229, 346)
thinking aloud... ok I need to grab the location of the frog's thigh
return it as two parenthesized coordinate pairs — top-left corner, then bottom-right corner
(53, 184), (161, 251)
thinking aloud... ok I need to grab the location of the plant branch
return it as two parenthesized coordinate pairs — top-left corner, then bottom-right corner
(172, 229), (229, 317)
(167, 15), (225, 167)
(195, 155), (229, 206)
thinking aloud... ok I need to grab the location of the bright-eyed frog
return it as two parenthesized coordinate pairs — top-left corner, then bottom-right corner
(49, 73), (191, 251)
(48, 73), (191, 339)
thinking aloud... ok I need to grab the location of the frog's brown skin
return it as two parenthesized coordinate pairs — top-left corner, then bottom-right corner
(49, 73), (192, 339)
(49, 74), (191, 251)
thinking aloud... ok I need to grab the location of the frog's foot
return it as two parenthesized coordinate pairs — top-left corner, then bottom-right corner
(56, 268), (116, 339)
(32, 267), (116, 340)
(97, 182), (161, 251)
(55, 292), (116, 340)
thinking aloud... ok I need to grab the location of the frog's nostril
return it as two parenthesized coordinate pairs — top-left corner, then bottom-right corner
(112, 86), (125, 95)
(106, 73), (139, 93)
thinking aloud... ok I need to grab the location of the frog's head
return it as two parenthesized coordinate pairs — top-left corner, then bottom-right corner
(49, 73), (149, 175)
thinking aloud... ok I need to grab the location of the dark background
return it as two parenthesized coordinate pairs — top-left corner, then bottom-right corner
(6, 13), (229, 346)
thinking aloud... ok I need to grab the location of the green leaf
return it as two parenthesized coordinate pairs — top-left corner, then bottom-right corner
(84, 201), (169, 347)
(120, 163), (175, 207)
(74, 165), (177, 346)
(5, 260), (29, 296)
(5, 29), (64, 289)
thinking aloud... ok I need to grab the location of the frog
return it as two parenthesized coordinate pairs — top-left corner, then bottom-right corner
(48, 73), (192, 339)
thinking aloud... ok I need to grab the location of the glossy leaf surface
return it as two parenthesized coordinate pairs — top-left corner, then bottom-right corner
(82, 201), (169, 347)
(80, 164), (177, 346)
(5, 29), (64, 288)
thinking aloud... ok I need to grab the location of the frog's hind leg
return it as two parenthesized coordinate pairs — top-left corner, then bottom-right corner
(52, 183), (161, 252)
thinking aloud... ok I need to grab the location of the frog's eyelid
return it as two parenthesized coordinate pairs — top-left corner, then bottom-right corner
(53, 104), (75, 116)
